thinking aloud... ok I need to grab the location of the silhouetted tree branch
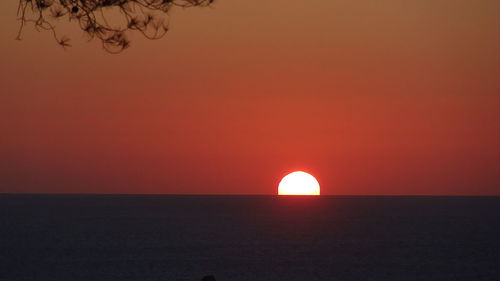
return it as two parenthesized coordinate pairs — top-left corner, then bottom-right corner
(17, 0), (213, 53)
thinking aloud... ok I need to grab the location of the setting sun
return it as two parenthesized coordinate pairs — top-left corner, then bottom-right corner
(278, 171), (320, 195)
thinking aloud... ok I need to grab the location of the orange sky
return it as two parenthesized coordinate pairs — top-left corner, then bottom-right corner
(1, 0), (499, 194)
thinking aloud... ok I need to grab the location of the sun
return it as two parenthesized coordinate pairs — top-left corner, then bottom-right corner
(278, 171), (320, 195)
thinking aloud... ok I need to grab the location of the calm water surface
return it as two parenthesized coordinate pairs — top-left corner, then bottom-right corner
(1, 195), (499, 281)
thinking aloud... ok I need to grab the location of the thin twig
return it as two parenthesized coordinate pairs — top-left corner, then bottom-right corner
(17, 0), (214, 53)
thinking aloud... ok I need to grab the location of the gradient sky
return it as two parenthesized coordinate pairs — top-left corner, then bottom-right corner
(1, 0), (499, 195)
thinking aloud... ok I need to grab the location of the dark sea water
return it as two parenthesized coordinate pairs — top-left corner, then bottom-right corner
(1, 195), (499, 281)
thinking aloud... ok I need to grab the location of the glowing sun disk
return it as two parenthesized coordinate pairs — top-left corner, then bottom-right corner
(278, 171), (320, 195)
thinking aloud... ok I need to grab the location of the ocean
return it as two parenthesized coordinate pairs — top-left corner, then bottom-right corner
(1, 195), (499, 281)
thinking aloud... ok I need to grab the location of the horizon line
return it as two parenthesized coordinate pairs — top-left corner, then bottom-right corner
(1, 193), (499, 197)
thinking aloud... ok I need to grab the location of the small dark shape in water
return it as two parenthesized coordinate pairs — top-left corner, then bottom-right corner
(202, 275), (217, 281)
